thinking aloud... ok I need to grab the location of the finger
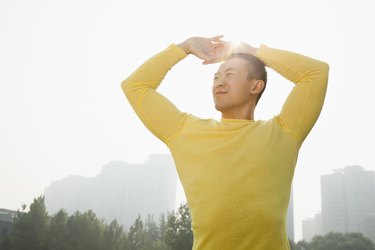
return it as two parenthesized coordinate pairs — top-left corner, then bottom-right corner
(193, 48), (212, 62)
(202, 55), (225, 65)
(210, 35), (224, 43)
(202, 58), (222, 65)
(213, 43), (224, 49)
(202, 60), (213, 65)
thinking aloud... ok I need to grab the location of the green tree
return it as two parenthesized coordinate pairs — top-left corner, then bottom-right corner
(158, 214), (170, 250)
(126, 215), (145, 250)
(65, 210), (105, 250)
(289, 238), (296, 250)
(0, 237), (11, 250)
(295, 232), (375, 250)
(2, 197), (201, 250)
(165, 203), (193, 250)
(309, 232), (375, 250)
(295, 239), (310, 250)
(46, 209), (69, 250)
(143, 215), (157, 248)
(143, 215), (169, 250)
(103, 220), (126, 250)
(8, 196), (49, 250)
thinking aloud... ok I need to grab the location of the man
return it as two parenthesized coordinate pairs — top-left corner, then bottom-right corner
(122, 36), (329, 250)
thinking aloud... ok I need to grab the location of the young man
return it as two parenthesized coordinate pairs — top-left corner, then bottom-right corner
(122, 36), (329, 250)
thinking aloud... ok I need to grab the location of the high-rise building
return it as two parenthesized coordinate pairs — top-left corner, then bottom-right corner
(0, 209), (17, 243)
(302, 212), (322, 241)
(45, 154), (178, 229)
(287, 188), (294, 241)
(321, 165), (375, 242)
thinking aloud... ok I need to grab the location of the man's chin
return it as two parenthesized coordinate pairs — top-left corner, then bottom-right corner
(214, 104), (226, 113)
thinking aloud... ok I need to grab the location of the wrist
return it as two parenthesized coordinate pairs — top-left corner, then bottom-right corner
(235, 42), (258, 55)
(177, 40), (190, 55)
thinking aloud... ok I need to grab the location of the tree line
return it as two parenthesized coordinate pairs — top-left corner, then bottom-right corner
(1, 196), (374, 250)
(0, 196), (192, 250)
(290, 232), (375, 250)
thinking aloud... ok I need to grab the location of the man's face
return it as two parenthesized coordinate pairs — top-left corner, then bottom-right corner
(212, 57), (254, 114)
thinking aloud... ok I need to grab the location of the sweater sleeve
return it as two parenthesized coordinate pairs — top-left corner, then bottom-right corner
(256, 45), (329, 143)
(121, 44), (188, 143)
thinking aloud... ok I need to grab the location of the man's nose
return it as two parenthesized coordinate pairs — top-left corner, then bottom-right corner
(214, 77), (225, 87)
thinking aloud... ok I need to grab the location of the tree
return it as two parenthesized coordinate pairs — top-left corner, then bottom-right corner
(65, 210), (105, 250)
(310, 232), (375, 250)
(2, 196), (199, 250)
(8, 196), (49, 250)
(46, 209), (69, 250)
(143, 215), (169, 250)
(159, 214), (169, 249)
(103, 220), (126, 250)
(295, 232), (375, 250)
(126, 215), (145, 250)
(0, 237), (11, 250)
(165, 203), (193, 250)
(289, 238), (296, 250)
(294, 239), (310, 250)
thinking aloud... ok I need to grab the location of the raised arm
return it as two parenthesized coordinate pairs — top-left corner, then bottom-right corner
(121, 44), (187, 142)
(230, 42), (329, 143)
(121, 36), (226, 142)
(256, 45), (329, 143)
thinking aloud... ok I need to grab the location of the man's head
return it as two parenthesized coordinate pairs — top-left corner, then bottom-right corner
(212, 53), (267, 118)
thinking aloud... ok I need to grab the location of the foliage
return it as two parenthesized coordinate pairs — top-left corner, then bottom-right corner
(164, 204), (193, 250)
(0, 197), (192, 250)
(103, 220), (126, 250)
(65, 210), (106, 250)
(46, 209), (68, 250)
(125, 215), (144, 250)
(4, 197), (375, 250)
(4, 196), (49, 250)
(294, 232), (375, 250)
(3, 197), (375, 250)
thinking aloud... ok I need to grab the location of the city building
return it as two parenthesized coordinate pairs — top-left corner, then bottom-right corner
(287, 188), (294, 241)
(44, 154), (178, 229)
(0, 209), (17, 243)
(321, 165), (375, 242)
(302, 212), (322, 241)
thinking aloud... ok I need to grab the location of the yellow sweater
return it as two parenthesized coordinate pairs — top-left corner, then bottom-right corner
(122, 44), (329, 250)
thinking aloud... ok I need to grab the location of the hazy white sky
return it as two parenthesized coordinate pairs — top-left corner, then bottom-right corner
(1, 0), (374, 241)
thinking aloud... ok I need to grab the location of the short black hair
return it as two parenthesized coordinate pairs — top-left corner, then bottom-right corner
(227, 53), (267, 105)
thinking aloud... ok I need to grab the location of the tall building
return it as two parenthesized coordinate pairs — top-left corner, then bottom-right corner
(321, 165), (375, 242)
(0, 209), (17, 243)
(302, 212), (322, 241)
(287, 188), (294, 241)
(45, 154), (178, 229)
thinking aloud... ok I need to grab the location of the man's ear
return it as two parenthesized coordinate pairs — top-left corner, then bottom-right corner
(250, 80), (265, 94)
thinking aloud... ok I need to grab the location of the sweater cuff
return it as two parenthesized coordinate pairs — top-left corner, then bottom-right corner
(255, 44), (269, 62)
(168, 43), (188, 60)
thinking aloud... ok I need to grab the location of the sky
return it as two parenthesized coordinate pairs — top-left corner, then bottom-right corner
(1, 0), (374, 241)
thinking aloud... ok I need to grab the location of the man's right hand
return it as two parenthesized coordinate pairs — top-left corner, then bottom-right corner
(178, 36), (258, 64)
(178, 36), (226, 64)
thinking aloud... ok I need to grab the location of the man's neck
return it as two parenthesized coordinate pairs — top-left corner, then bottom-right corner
(221, 108), (255, 121)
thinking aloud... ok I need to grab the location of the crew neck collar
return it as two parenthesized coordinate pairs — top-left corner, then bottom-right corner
(220, 117), (255, 123)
